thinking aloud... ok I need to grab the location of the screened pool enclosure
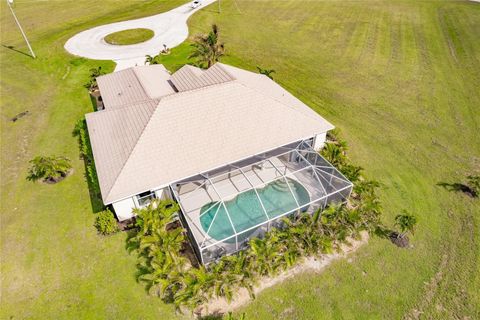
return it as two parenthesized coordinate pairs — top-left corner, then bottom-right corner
(170, 140), (353, 264)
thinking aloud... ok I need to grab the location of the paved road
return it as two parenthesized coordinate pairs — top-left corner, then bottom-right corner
(64, 0), (217, 70)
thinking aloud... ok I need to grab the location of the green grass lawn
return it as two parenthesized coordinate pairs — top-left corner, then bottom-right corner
(1, 0), (479, 319)
(104, 28), (154, 45)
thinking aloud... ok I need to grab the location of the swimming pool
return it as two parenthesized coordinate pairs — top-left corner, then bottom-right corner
(199, 178), (310, 243)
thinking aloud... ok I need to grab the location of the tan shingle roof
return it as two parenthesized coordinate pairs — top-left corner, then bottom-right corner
(132, 65), (175, 99)
(96, 65), (173, 109)
(85, 100), (158, 199)
(170, 63), (235, 92)
(87, 63), (334, 204)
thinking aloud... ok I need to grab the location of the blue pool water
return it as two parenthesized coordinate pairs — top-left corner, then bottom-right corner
(200, 178), (310, 242)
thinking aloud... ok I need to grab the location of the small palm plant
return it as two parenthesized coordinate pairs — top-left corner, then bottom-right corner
(390, 211), (417, 248)
(394, 212), (417, 238)
(189, 24), (225, 68)
(27, 155), (72, 183)
(145, 53), (161, 65)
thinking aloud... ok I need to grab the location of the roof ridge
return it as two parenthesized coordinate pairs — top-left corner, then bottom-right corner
(102, 99), (161, 202)
(170, 63), (236, 92)
(132, 67), (161, 99)
(161, 78), (233, 100)
(101, 98), (160, 111)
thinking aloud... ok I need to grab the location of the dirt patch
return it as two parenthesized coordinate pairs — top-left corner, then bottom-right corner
(200, 231), (369, 316)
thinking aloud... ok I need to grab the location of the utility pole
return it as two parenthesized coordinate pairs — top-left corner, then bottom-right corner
(6, 0), (36, 58)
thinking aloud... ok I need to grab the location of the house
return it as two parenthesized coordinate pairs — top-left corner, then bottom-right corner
(86, 63), (352, 264)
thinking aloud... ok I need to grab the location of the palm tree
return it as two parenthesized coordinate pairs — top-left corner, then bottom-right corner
(138, 250), (184, 299)
(27, 155), (72, 183)
(128, 199), (191, 306)
(224, 251), (256, 299)
(249, 236), (282, 276)
(394, 211), (417, 239)
(189, 24), (225, 68)
(145, 53), (160, 65)
(256, 66), (275, 79)
(363, 203), (383, 234)
(321, 142), (346, 166)
(173, 274), (207, 310)
(352, 179), (380, 200)
(339, 163), (363, 183)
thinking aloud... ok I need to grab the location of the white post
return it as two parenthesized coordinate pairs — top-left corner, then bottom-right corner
(6, 0), (36, 58)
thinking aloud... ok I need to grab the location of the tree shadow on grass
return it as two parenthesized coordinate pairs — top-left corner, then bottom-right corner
(437, 182), (477, 198)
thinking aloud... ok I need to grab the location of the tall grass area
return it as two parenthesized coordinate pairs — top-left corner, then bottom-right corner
(1, 0), (479, 319)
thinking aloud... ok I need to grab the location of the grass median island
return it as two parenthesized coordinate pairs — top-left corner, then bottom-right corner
(104, 28), (154, 45)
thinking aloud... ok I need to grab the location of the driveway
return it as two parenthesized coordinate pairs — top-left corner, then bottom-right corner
(64, 0), (217, 70)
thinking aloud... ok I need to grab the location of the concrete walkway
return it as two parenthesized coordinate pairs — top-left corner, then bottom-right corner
(64, 0), (217, 71)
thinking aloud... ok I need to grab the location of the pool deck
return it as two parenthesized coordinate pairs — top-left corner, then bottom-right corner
(177, 156), (326, 248)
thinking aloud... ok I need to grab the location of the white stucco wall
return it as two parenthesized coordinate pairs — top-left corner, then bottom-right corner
(112, 187), (171, 221)
(313, 132), (327, 150)
(154, 187), (171, 200)
(112, 197), (136, 221)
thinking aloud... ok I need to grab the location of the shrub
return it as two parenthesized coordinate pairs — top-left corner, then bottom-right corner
(94, 209), (119, 235)
(74, 119), (101, 196)
(84, 67), (105, 92)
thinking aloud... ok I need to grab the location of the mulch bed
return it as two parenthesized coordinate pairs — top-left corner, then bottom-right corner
(117, 217), (137, 231)
(389, 232), (409, 248)
(41, 169), (73, 184)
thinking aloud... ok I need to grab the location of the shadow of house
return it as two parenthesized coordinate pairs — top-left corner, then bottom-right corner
(73, 119), (104, 213)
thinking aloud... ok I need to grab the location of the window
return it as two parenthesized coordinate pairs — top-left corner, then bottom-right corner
(136, 190), (156, 207)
